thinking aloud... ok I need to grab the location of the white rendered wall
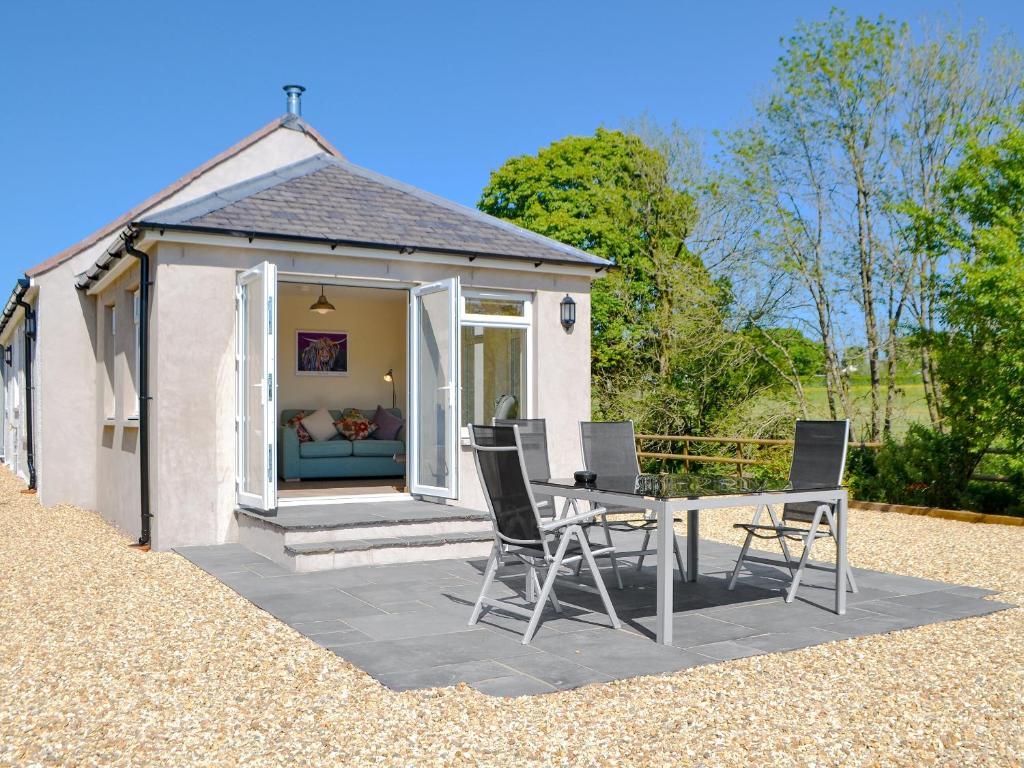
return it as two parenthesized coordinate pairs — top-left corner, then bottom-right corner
(146, 240), (594, 550)
(27, 122), (330, 535)
(1, 318), (31, 485)
(92, 265), (143, 540)
(32, 265), (99, 510)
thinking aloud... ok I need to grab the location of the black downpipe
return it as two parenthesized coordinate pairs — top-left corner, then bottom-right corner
(125, 241), (152, 546)
(14, 278), (37, 490)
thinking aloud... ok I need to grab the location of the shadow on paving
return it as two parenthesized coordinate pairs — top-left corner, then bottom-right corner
(176, 530), (1014, 697)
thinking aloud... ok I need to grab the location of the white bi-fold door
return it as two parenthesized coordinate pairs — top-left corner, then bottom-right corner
(236, 261), (278, 511)
(408, 277), (460, 499)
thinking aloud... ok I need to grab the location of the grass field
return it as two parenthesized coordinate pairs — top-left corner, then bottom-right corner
(803, 373), (931, 441)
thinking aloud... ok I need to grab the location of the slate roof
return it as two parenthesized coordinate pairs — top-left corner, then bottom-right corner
(138, 154), (609, 267)
(29, 114), (341, 277)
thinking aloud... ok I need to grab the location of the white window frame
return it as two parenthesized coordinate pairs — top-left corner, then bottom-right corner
(129, 289), (141, 419)
(459, 289), (533, 435)
(103, 301), (116, 420)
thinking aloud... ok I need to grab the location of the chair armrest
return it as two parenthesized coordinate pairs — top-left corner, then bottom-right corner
(540, 509), (602, 531)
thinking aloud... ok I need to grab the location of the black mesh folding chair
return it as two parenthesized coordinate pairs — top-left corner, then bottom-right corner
(469, 424), (622, 644)
(493, 419), (556, 515)
(728, 420), (859, 602)
(580, 420), (685, 579)
(498, 418), (623, 589)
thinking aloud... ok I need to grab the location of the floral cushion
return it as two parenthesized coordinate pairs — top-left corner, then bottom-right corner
(334, 409), (377, 441)
(285, 411), (314, 443)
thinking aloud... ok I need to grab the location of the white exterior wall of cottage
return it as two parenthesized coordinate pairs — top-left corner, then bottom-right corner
(0, 312), (33, 486)
(144, 239), (594, 551)
(23, 123), (333, 520)
(12, 120), (600, 551)
(32, 263), (100, 511)
(90, 264), (144, 540)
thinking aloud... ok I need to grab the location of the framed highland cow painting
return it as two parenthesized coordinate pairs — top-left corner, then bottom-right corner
(296, 330), (349, 376)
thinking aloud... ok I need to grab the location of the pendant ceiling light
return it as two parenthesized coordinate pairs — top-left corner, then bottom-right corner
(309, 284), (336, 314)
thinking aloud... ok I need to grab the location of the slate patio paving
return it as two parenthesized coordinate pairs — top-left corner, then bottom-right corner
(177, 530), (1013, 697)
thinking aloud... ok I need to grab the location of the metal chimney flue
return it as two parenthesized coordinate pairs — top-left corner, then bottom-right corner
(283, 84), (305, 116)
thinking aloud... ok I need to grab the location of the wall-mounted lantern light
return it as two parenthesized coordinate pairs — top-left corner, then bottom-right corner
(2, 346), (10, 366)
(25, 312), (36, 338)
(560, 294), (576, 331)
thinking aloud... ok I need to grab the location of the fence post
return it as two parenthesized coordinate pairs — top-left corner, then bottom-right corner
(684, 438), (691, 474)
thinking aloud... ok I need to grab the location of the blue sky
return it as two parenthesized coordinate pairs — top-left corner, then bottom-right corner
(1, 1), (1021, 289)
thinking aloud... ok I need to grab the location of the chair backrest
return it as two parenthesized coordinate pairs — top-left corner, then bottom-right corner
(494, 418), (550, 482)
(469, 424), (543, 546)
(580, 420), (641, 477)
(783, 420), (850, 524)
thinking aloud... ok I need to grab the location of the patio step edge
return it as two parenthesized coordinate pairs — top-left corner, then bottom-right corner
(283, 532), (494, 571)
(285, 531), (493, 556)
(236, 506), (488, 531)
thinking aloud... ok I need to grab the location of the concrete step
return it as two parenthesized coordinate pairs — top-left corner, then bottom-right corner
(283, 531), (493, 572)
(236, 500), (491, 571)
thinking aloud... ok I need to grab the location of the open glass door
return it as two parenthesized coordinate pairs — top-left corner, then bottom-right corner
(236, 261), (277, 511)
(409, 277), (460, 498)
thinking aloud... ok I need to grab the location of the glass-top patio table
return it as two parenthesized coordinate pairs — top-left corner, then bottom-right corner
(531, 473), (848, 645)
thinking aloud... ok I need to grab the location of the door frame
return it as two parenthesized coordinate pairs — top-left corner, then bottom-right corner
(266, 273), (463, 505)
(235, 261), (278, 511)
(408, 277), (460, 499)
(274, 274), (416, 506)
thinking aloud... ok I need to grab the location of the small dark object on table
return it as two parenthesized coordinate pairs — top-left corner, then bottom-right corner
(574, 470), (597, 486)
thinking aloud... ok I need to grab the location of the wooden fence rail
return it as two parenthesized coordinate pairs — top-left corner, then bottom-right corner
(634, 434), (820, 475)
(634, 434), (1007, 482)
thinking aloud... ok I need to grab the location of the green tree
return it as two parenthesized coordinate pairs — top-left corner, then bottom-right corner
(729, 11), (1021, 440)
(779, 11), (902, 441)
(889, 24), (1022, 430)
(757, 328), (825, 377)
(928, 122), (1024, 455)
(479, 128), (755, 434)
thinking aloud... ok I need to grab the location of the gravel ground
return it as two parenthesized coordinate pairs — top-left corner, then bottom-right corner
(2, 466), (1021, 767)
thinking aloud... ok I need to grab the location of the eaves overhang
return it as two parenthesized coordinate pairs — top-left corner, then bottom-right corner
(0, 278), (35, 344)
(137, 222), (613, 273)
(74, 223), (614, 293)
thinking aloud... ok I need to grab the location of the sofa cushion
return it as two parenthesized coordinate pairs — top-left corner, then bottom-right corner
(299, 439), (354, 459)
(351, 439), (404, 458)
(285, 411), (314, 443)
(335, 412), (377, 440)
(371, 405), (404, 440)
(300, 408), (340, 442)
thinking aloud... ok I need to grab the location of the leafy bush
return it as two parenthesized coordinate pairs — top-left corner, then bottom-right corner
(748, 445), (793, 487)
(962, 482), (1024, 517)
(847, 425), (978, 509)
(847, 424), (1024, 515)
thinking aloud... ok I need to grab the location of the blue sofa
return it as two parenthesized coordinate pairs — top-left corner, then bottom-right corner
(279, 408), (405, 481)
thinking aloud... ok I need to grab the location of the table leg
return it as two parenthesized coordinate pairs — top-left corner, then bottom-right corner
(656, 503), (673, 645)
(836, 492), (847, 615)
(686, 509), (699, 582)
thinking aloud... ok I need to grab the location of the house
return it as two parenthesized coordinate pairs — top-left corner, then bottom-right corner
(0, 86), (609, 552)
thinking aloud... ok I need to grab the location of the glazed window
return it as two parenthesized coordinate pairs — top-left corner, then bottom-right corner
(459, 291), (532, 428)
